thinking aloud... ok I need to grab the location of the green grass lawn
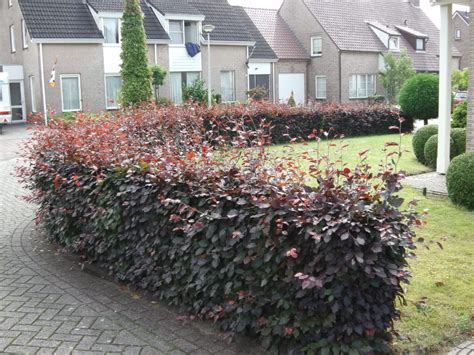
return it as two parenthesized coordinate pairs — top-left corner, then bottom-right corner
(394, 188), (474, 353)
(267, 133), (431, 176)
(269, 134), (473, 353)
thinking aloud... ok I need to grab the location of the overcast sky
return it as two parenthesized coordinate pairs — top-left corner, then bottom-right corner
(227, 0), (469, 28)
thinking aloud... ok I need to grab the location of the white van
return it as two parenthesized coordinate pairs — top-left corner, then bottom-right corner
(0, 72), (12, 124)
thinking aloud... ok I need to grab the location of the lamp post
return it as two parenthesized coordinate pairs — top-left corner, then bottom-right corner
(202, 24), (215, 108)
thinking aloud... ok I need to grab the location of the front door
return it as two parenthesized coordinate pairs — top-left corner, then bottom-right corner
(9, 82), (25, 122)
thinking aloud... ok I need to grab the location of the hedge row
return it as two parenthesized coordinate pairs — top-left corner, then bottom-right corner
(22, 104), (419, 353)
(198, 102), (413, 144)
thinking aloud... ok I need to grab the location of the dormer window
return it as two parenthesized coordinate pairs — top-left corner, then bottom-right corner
(366, 21), (401, 51)
(103, 18), (120, 44)
(169, 20), (199, 45)
(416, 38), (425, 51)
(388, 36), (400, 51)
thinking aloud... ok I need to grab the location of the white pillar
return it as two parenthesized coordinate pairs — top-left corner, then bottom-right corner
(38, 43), (48, 125)
(437, 4), (453, 174)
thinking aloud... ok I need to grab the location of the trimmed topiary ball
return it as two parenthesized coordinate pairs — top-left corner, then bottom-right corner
(451, 128), (467, 157)
(399, 73), (439, 125)
(423, 134), (456, 169)
(412, 124), (438, 164)
(447, 152), (474, 210)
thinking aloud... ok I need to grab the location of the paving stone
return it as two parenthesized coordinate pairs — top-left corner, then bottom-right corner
(0, 124), (266, 354)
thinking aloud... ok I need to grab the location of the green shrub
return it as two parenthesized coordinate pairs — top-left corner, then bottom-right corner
(22, 104), (420, 353)
(412, 125), (438, 164)
(247, 86), (269, 101)
(288, 92), (296, 107)
(182, 79), (208, 104)
(399, 74), (439, 125)
(452, 128), (467, 156)
(452, 101), (467, 128)
(447, 152), (474, 209)
(423, 130), (465, 169)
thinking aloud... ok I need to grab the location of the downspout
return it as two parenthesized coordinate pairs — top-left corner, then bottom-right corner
(39, 43), (48, 125)
(154, 44), (158, 65)
(338, 50), (342, 103)
(272, 62), (276, 103)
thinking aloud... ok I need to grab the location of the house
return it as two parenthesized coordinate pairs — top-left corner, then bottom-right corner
(0, 0), (258, 120)
(453, 10), (469, 69)
(275, 0), (462, 103)
(243, 7), (310, 105)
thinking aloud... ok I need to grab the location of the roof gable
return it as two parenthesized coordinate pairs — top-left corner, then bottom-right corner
(19, 0), (103, 40)
(302, 0), (460, 71)
(245, 7), (309, 60)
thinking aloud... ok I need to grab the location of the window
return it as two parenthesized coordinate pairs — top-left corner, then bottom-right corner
(105, 75), (122, 109)
(170, 72), (201, 104)
(169, 21), (184, 44)
(315, 76), (327, 99)
(455, 29), (461, 39)
(21, 19), (28, 49)
(388, 36), (399, 51)
(103, 18), (120, 44)
(10, 25), (16, 53)
(184, 21), (198, 44)
(249, 74), (270, 93)
(416, 38), (425, 51)
(311, 37), (322, 56)
(220, 71), (235, 102)
(349, 74), (376, 99)
(60, 75), (81, 112)
(29, 76), (36, 112)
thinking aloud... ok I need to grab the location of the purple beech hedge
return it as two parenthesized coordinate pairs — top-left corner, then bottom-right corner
(21, 103), (420, 353)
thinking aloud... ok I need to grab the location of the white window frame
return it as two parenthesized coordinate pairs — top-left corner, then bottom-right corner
(60, 74), (82, 112)
(104, 74), (121, 110)
(21, 19), (28, 49)
(455, 29), (461, 39)
(169, 20), (185, 46)
(29, 75), (36, 112)
(101, 17), (121, 45)
(10, 25), (16, 53)
(220, 70), (236, 102)
(315, 75), (327, 99)
(388, 36), (400, 51)
(416, 38), (425, 52)
(311, 36), (322, 57)
(349, 74), (376, 99)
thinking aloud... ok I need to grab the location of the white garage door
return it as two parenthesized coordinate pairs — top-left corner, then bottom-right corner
(278, 73), (305, 105)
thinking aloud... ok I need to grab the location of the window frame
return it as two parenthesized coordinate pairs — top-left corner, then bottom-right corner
(416, 38), (425, 51)
(315, 75), (327, 100)
(455, 29), (461, 40)
(220, 70), (236, 102)
(104, 74), (122, 110)
(349, 74), (376, 99)
(311, 36), (322, 57)
(102, 17), (121, 45)
(10, 25), (16, 53)
(60, 74), (82, 112)
(169, 20), (185, 45)
(21, 19), (28, 49)
(388, 36), (400, 51)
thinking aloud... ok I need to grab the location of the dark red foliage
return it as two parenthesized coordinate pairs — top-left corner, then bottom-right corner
(20, 103), (419, 353)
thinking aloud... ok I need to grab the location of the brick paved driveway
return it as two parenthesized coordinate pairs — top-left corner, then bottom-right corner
(0, 124), (263, 354)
